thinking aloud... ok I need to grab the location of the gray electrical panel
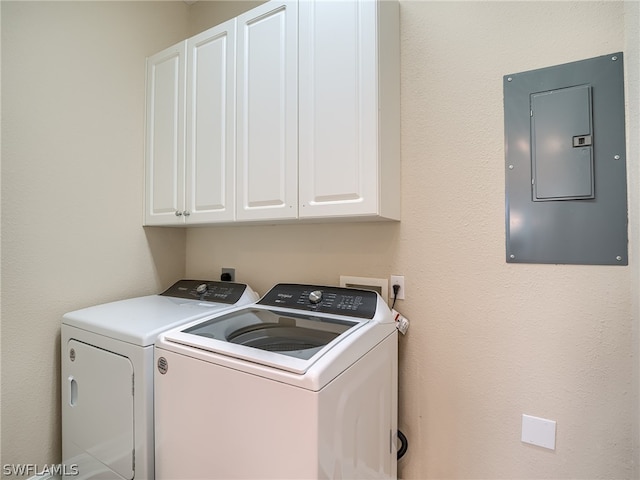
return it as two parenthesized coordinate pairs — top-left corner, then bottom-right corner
(504, 53), (627, 265)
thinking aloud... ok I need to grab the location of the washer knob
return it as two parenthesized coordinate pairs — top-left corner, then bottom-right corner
(196, 283), (208, 295)
(309, 290), (323, 304)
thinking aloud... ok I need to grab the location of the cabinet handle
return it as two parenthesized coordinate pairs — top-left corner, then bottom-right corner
(183, 210), (191, 217)
(175, 211), (183, 217)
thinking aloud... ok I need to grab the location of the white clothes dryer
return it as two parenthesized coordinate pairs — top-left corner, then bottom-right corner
(61, 279), (258, 480)
(154, 283), (398, 480)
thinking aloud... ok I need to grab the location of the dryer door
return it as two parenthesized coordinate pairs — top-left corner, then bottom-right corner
(64, 340), (134, 479)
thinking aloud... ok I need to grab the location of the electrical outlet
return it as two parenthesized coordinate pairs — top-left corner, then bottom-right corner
(390, 275), (405, 300)
(221, 267), (235, 282)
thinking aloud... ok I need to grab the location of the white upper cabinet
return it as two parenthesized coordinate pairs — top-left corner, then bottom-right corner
(186, 19), (237, 223)
(144, 42), (186, 226)
(144, 19), (236, 226)
(144, 0), (399, 226)
(298, 0), (400, 221)
(235, 0), (298, 222)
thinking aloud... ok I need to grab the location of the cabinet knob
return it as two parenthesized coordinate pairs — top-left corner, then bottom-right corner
(183, 210), (191, 217)
(175, 211), (183, 217)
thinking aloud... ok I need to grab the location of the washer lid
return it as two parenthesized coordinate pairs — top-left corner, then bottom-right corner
(165, 307), (364, 374)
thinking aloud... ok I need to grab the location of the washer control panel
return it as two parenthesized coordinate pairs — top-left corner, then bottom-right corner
(161, 279), (247, 304)
(258, 284), (378, 319)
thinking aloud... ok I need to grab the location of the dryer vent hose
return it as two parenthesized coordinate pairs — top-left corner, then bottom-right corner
(397, 430), (408, 460)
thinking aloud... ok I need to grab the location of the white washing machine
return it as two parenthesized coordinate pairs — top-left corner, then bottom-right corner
(154, 283), (398, 480)
(61, 279), (258, 480)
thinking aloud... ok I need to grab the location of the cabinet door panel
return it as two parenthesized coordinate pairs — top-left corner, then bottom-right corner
(236, 1), (298, 221)
(299, 0), (378, 218)
(186, 20), (236, 223)
(145, 42), (186, 225)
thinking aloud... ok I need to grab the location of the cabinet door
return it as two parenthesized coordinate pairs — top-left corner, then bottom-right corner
(236, 1), (298, 221)
(186, 20), (237, 224)
(298, 0), (380, 219)
(144, 42), (186, 225)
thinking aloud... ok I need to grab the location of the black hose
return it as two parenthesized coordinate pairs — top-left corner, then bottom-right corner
(397, 430), (408, 460)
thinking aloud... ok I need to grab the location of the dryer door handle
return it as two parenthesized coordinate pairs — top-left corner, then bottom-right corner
(69, 376), (78, 407)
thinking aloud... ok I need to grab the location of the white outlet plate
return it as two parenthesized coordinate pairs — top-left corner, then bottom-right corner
(521, 414), (556, 450)
(339, 276), (388, 303)
(390, 275), (405, 300)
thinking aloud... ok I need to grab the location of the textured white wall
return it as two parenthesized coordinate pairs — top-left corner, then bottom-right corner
(186, 1), (640, 478)
(1, 1), (638, 478)
(0, 1), (189, 468)
(625, 0), (640, 474)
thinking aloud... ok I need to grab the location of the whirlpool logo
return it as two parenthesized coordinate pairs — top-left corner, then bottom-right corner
(157, 356), (168, 374)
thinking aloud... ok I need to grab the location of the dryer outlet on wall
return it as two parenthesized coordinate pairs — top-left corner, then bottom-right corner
(390, 275), (405, 300)
(221, 268), (235, 282)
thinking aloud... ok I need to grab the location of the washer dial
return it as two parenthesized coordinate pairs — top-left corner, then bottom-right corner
(309, 290), (323, 304)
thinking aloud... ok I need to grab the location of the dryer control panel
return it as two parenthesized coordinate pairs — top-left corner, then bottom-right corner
(258, 284), (377, 319)
(161, 279), (247, 304)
